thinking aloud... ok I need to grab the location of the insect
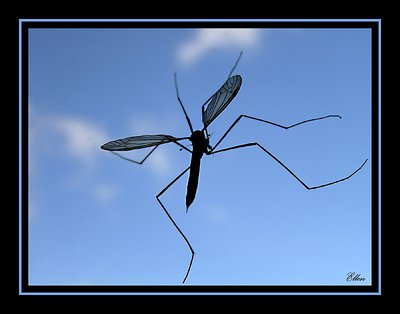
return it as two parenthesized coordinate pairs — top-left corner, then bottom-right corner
(101, 52), (368, 283)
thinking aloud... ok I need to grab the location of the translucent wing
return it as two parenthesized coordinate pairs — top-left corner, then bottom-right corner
(101, 134), (186, 151)
(202, 75), (242, 128)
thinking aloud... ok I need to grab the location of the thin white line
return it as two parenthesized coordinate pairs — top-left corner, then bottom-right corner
(19, 18), (382, 23)
(18, 18), (23, 295)
(378, 19), (382, 295)
(19, 291), (381, 296)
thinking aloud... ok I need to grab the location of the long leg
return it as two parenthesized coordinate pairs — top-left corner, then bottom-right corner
(156, 166), (195, 284)
(210, 114), (342, 153)
(111, 141), (192, 164)
(227, 51), (243, 79)
(212, 142), (368, 190)
(110, 145), (159, 164)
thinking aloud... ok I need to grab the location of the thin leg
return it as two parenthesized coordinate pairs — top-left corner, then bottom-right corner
(110, 145), (159, 164)
(212, 142), (368, 190)
(111, 142), (192, 164)
(174, 73), (194, 134)
(227, 51), (243, 79)
(210, 114), (342, 153)
(156, 166), (195, 284)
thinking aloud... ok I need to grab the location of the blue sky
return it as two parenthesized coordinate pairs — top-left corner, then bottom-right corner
(28, 27), (372, 286)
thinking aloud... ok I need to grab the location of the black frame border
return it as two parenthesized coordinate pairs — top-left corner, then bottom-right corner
(19, 19), (381, 295)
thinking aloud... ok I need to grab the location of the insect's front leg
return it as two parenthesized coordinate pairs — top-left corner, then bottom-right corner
(209, 114), (342, 153)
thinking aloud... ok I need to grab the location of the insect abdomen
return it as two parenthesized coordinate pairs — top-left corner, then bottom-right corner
(186, 153), (201, 210)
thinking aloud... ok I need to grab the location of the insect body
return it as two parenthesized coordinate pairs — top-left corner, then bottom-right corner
(186, 130), (210, 210)
(101, 52), (367, 284)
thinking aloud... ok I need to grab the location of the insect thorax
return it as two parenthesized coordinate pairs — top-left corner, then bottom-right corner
(189, 130), (210, 154)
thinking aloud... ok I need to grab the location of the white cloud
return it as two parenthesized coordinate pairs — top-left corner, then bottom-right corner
(202, 203), (232, 227)
(147, 149), (171, 177)
(124, 113), (185, 178)
(29, 109), (121, 219)
(92, 183), (118, 204)
(53, 117), (108, 167)
(29, 108), (109, 169)
(178, 29), (260, 64)
(29, 106), (179, 189)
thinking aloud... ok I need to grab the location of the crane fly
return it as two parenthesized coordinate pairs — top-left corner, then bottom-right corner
(101, 52), (368, 284)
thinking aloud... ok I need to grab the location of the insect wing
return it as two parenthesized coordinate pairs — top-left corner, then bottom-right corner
(202, 75), (242, 128)
(101, 134), (180, 151)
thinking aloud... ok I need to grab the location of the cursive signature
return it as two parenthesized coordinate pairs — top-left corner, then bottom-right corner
(346, 272), (365, 282)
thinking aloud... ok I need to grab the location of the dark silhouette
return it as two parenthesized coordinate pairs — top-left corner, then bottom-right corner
(186, 130), (210, 209)
(101, 52), (368, 284)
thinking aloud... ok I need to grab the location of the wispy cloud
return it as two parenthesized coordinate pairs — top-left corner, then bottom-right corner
(91, 183), (118, 204)
(29, 107), (108, 170)
(30, 105), (178, 181)
(177, 29), (260, 64)
(125, 113), (185, 178)
(202, 203), (233, 227)
(29, 108), (118, 220)
(53, 116), (109, 167)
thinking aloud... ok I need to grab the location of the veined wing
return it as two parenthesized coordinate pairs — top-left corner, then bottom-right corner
(101, 134), (187, 151)
(202, 75), (242, 128)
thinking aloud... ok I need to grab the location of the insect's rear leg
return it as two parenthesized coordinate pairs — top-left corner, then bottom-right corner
(156, 166), (195, 284)
(212, 142), (368, 190)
